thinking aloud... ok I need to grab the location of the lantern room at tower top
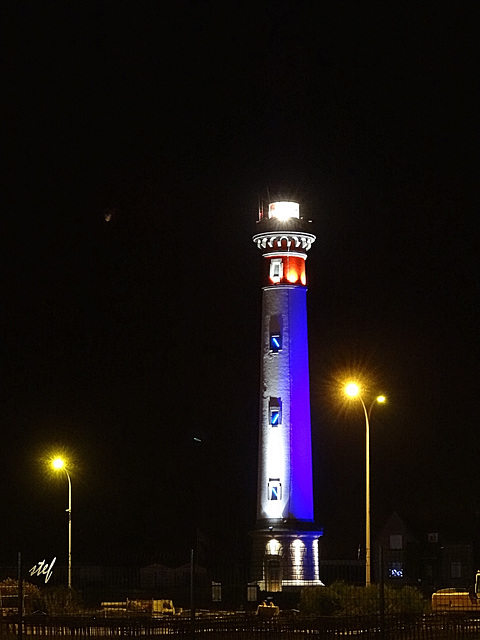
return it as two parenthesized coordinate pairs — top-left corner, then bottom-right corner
(253, 201), (316, 288)
(267, 201), (299, 220)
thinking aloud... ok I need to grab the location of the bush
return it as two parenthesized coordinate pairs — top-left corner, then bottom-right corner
(383, 585), (424, 615)
(39, 586), (83, 615)
(299, 585), (341, 615)
(332, 582), (379, 616)
(299, 582), (425, 617)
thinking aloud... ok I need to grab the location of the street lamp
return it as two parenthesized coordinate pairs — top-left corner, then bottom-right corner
(345, 383), (386, 587)
(51, 457), (72, 589)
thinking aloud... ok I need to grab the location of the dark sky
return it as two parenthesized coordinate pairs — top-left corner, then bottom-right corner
(2, 2), (479, 568)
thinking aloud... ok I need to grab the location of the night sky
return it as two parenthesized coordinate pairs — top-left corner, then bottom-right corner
(3, 3), (479, 568)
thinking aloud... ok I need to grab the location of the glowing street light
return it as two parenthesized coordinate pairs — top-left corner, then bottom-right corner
(344, 383), (386, 587)
(51, 457), (72, 589)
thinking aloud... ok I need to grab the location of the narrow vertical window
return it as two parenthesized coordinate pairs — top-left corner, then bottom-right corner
(268, 479), (282, 500)
(269, 258), (283, 283)
(270, 408), (280, 426)
(270, 334), (282, 352)
(269, 398), (281, 426)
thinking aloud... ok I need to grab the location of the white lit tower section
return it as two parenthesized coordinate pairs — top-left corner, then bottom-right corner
(251, 201), (323, 592)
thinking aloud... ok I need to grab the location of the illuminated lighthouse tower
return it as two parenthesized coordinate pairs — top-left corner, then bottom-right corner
(251, 201), (323, 592)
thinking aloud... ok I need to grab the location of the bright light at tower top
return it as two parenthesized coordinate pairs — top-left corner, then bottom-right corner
(268, 201), (300, 221)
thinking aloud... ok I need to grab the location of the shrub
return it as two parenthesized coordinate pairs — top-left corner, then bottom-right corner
(40, 586), (83, 615)
(383, 585), (424, 615)
(299, 585), (341, 615)
(331, 582), (379, 616)
(299, 582), (425, 617)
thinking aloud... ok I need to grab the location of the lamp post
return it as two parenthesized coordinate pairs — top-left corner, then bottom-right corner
(52, 458), (72, 589)
(345, 383), (385, 587)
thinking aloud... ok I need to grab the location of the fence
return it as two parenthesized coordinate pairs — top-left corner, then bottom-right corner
(1, 612), (479, 639)
(1, 556), (479, 639)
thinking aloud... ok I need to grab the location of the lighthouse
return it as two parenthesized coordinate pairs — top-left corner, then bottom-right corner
(251, 201), (323, 592)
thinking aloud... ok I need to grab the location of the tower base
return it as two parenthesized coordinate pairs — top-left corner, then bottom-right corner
(251, 520), (324, 592)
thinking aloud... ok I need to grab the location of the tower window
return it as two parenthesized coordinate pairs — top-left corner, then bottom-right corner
(269, 398), (282, 426)
(269, 258), (283, 283)
(270, 334), (282, 352)
(270, 408), (280, 426)
(268, 479), (282, 501)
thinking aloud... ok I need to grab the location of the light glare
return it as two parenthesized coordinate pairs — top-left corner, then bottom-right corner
(268, 201), (300, 221)
(287, 270), (298, 283)
(52, 457), (65, 470)
(345, 382), (360, 397)
(377, 395), (386, 403)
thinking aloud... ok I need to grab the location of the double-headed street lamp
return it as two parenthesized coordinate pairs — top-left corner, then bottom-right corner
(51, 457), (72, 589)
(345, 382), (386, 587)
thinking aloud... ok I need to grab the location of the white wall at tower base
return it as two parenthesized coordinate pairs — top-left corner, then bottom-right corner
(250, 528), (324, 591)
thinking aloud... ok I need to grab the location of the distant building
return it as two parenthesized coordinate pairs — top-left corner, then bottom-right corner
(375, 512), (420, 586)
(374, 512), (473, 595)
(422, 539), (473, 594)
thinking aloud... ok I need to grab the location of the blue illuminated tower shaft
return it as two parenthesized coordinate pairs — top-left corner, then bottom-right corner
(257, 285), (314, 523)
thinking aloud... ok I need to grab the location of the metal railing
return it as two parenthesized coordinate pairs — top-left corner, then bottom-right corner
(1, 612), (479, 640)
